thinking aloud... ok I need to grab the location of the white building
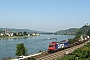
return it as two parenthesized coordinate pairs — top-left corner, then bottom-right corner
(85, 22), (89, 26)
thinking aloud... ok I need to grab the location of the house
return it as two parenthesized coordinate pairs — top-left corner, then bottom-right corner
(0, 33), (4, 36)
(5, 28), (14, 36)
(32, 33), (40, 36)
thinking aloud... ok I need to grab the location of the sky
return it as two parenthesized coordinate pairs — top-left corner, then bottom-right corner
(0, 0), (90, 32)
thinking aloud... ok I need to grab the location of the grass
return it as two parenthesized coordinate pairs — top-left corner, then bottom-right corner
(56, 42), (90, 60)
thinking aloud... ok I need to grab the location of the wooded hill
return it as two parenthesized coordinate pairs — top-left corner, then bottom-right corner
(55, 25), (90, 35)
(55, 28), (79, 35)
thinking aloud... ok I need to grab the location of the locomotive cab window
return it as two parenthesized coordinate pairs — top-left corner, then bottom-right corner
(60, 43), (63, 44)
(49, 44), (54, 47)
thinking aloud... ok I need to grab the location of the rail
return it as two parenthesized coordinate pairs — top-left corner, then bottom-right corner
(12, 40), (90, 60)
(36, 40), (90, 60)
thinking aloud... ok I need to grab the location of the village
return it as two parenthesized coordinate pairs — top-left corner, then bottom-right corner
(0, 28), (40, 37)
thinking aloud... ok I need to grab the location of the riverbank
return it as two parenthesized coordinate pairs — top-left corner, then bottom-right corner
(0, 36), (32, 39)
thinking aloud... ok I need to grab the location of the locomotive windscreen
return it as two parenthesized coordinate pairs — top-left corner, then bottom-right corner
(49, 44), (54, 47)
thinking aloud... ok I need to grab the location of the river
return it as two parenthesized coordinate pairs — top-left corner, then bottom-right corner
(0, 35), (75, 59)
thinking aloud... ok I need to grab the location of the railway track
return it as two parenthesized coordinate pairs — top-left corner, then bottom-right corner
(17, 40), (90, 60)
(36, 40), (90, 60)
(33, 46), (71, 59)
(33, 51), (49, 59)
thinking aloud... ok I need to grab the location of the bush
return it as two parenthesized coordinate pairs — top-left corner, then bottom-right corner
(57, 42), (90, 60)
(28, 57), (36, 60)
(68, 38), (74, 44)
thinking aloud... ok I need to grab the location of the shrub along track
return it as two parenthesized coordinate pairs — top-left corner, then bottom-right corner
(35, 40), (90, 60)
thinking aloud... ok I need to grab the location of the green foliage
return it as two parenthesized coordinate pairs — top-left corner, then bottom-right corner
(87, 28), (90, 36)
(18, 32), (23, 36)
(55, 28), (79, 35)
(23, 31), (28, 36)
(57, 42), (90, 60)
(76, 31), (83, 36)
(15, 43), (28, 56)
(74, 34), (81, 40)
(28, 57), (36, 60)
(55, 25), (90, 35)
(68, 38), (74, 44)
(13, 33), (17, 36)
(76, 25), (90, 36)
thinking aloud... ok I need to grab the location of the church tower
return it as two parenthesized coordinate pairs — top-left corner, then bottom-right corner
(5, 27), (7, 34)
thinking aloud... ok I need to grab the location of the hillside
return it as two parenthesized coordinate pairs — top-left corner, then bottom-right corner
(1, 25), (90, 35)
(76, 25), (90, 36)
(57, 42), (90, 60)
(55, 24), (90, 35)
(55, 28), (79, 35)
(0, 28), (49, 34)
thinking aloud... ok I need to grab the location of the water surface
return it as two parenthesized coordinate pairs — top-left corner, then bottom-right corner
(0, 35), (74, 59)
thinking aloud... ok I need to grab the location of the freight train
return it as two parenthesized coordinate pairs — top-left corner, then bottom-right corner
(48, 41), (69, 52)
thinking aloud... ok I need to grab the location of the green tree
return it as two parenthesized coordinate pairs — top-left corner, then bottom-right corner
(15, 43), (28, 56)
(28, 57), (36, 60)
(87, 28), (90, 36)
(23, 31), (28, 36)
(13, 33), (17, 36)
(68, 38), (74, 44)
(18, 32), (23, 36)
